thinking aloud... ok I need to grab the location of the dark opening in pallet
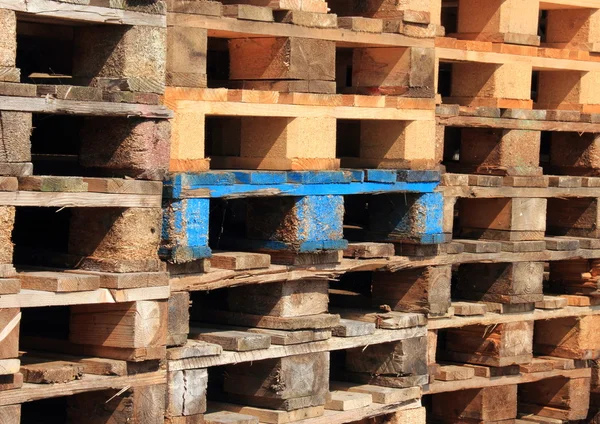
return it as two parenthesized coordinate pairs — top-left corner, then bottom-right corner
(20, 396), (68, 423)
(206, 37), (229, 89)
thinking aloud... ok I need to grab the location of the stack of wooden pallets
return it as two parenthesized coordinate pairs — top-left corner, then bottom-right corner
(2, 0), (600, 422)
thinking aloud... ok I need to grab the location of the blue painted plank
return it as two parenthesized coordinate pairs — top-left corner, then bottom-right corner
(344, 169), (365, 183)
(397, 169), (441, 183)
(365, 169), (397, 183)
(168, 181), (438, 198)
(223, 238), (349, 252)
(233, 171), (287, 185)
(286, 171), (351, 184)
(180, 172), (236, 186)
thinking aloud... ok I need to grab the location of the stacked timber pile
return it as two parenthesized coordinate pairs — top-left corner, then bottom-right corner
(1, 0), (600, 422)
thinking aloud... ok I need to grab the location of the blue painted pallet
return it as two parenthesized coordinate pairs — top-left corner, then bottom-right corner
(161, 170), (444, 262)
(164, 169), (440, 199)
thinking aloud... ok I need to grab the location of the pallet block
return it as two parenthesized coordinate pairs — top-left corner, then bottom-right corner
(431, 384), (518, 423)
(69, 300), (167, 359)
(444, 321), (534, 367)
(456, 128), (542, 176)
(67, 384), (167, 424)
(535, 315), (600, 359)
(546, 8), (600, 52)
(345, 337), (428, 388)
(245, 195), (346, 252)
(223, 352), (330, 411)
(455, 262), (544, 304)
(351, 47), (435, 97)
(211, 116), (338, 170)
(80, 117), (170, 180)
(455, 0), (540, 45)
(167, 368), (208, 419)
(546, 197), (600, 238)
(68, 207), (162, 273)
(168, 291), (190, 347)
(229, 37), (335, 85)
(371, 265), (451, 316)
(550, 132), (600, 176)
(519, 376), (591, 421)
(162, 197), (211, 262)
(342, 119), (438, 170)
(0, 111), (32, 174)
(0, 308), (19, 368)
(0, 9), (18, 82)
(457, 197), (547, 241)
(73, 25), (166, 94)
(537, 70), (600, 113)
(227, 280), (329, 317)
(448, 62), (533, 108)
(366, 192), (445, 244)
(167, 26), (207, 88)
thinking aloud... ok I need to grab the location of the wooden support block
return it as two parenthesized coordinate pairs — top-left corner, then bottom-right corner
(19, 271), (99, 292)
(67, 384), (167, 424)
(352, 47), (435, 97)
(189, 328), (271, 352)
(348, 119), (437, 170)
(0, 207), (14, 266)
(535, 296), (568, 310)
(346, 337), (427, 379)
(0, 372), (22, 390)
(66, 269), (168, 289)
(0, 405), (20, 424)
(167, 368), (208, 418)
(458, 128), (541, 176)
(332, 319), (376, 337)
(455, 262), (544, 304)
(483, 302), (535, 314)
(0, 112), (31, 163)
(266, 250), (343, 266)
(217, 116), (338, 170)
(0, 10), (16, 69)
(452, 302), (487, 316)
(0, 308), (19, 360)
(468, 174), (503, 186)
(204, 412), (258, 424)
(73, 25), (166, 94)
(245, 196), (344, 250)
(273, 10), (337, 28)
(535, 315), (600, 359)
(501, 240), (546, 253)
(366, 192), (444, 244)
(229, 37), (334, 82)
(458, 197), (547, 241)
(167, 26), (207, 88)
(0, 278), (19, 295)
(211, 251), (270, 270)
(20, 358), (84, 383)
(548, 176), (582, 188)
(228, 280), (328, 317)
(455, 0), (539, 45)
(80, 117), (170, 180)
(546, 8), (600, 51)
(444, 321), (534, 366)
(463, 363), (520, 378)
(325, 391), (372, 411)
(168, 291), (190, 347)
(450, 62), (533, 107)
(519, 377), (591, 421)
(431, 384), (518, 422)
(371, 265), (451, 316)
(69, 207), (162, 273)
(69, 301), (167, 349)
(338, 310), (425, 330)
(343, 242), (395, 259)
(223, 352), (329, 411)
(537, 70), (600, 112)
(435, 365), (475, 381)
(561, 294), (598, 307)
(547, 197), (600, 238)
